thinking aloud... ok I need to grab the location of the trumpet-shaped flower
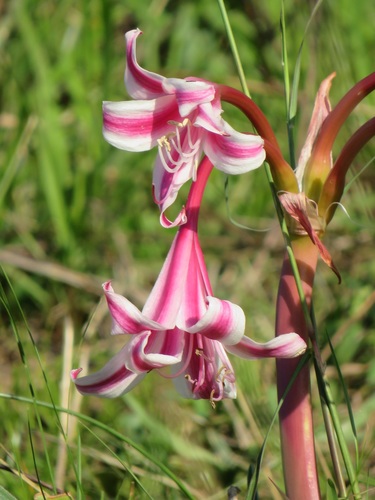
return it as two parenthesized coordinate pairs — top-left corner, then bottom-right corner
(72, 160), (306, 403)
(103, 28), (266, 226)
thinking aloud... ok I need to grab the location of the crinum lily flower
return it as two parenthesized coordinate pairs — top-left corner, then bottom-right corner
(72, 158), (306, 404)
(103, 28), (266, 227)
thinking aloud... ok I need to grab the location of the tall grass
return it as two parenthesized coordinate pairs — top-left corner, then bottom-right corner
(0, 0), (374, 497)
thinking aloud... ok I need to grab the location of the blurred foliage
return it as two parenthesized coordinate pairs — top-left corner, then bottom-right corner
(0, 0), (374, 498)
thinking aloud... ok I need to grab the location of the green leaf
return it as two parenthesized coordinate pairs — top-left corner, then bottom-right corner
(326, 479), (339, 500)
(0, 485), (18, 500)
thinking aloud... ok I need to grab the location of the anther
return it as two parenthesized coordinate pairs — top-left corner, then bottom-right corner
(210, 389), (217, 409)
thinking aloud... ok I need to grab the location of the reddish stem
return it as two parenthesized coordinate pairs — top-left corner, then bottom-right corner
(184, 156), (214, 232)
(319, 117), (375, 223)
(304, 72), (375, 199)
(264, 140), (299, 193)
(276, 237), (321, 500)
(218, 84), (281, 151)
(218, 84), (298, 192)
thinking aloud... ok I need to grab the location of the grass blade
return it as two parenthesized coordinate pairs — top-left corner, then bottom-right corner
(0, 393), (195, 500)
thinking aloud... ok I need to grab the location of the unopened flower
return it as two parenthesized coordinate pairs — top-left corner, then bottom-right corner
(103, 29), (265, 226)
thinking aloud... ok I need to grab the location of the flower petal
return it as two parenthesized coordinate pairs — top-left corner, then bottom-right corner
(163, 78), (216, 117)
(194, 101), (226, 135)
(125, 29), (166, 99)
(152, 145), (197, 226)
(103, 97), (180, 152)
(103, 281), (164, 334)
(159, 205), (188, 228)
(173, 336), (236, 401)
(71, 345), (146, 398)
(296, 72), (336, 186)
(225, 332), (307, 359)
(203, 121), (265, 174)
(142, 229), (193, 325)
(185, 296), (245, 345)
(125, 330), (184, 373)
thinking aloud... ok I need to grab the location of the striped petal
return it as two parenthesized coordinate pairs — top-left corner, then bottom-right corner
(125, 29), (166, 99)
(152, 139), (199, 226)
(185, 296), (245, 346)
(142, 229), (193, 326)
(103, 96), (180, 152)
(163, 78), (216, 117)
(203, 120), (266, 174)
(103, 281), (164, 334)
(124, 330), (185, 373)
(71, 345), (146, 398)
(225, 333), (307, 360)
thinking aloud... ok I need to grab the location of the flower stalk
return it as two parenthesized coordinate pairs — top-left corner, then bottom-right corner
(276, 236), (320, 499)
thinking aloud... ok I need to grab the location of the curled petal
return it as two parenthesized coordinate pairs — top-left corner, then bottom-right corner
(152, 150), (195, 226)
(194, 102), (226, 135)
(125, 29), (166, 99)
(203, 121), (265, 174)
(225, 332), (307, 360)
(159, 205), (187, 229)
(185, 296), (245, 345)
(163, 78), (216, 117)
(71, 345), (146, 398)
(103, 281), (164, 334)
(103, 97), (180, 152)
(125, 330), (184, 373)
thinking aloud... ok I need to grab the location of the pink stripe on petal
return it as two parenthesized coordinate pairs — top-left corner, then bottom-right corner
(71, 345), (146, 398)
(225, 333), (307, 360)
(142, 230), (193, 325)
(126, 331), (184, 372)
(125, 29), (166, 99)
(163, 78), (216, 117)
(185, 296), (245, 345)
(204, 123), (265, 174)
(194, 102), (226, 135)
(103, 282), (164, 334)
(103, 97), (180, 152)
(152, 147), (194, 209)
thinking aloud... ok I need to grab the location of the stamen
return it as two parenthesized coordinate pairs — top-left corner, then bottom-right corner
(157, 119), (202, 176)
(158, 143), (181, 173)
(157, 135), (172, 152)
(216, 365), (229, 382)
(210, 390), (217, 409)
(185, 374), (197, 385)
(195, 348), (213, 363)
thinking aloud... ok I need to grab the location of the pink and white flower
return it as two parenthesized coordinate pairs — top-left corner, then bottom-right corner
(103, 28), (266, 227)
(72, 160), (306, 403)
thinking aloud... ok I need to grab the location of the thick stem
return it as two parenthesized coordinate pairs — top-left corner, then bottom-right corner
(276, 236), (321, 500)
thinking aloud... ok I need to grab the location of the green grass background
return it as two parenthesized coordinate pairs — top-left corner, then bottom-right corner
(0, 0), (374, 498)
